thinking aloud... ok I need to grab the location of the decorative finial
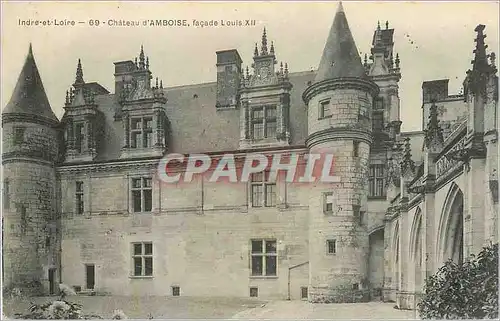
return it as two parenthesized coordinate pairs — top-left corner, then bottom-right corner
(395, 53), (400, 68)
(254, 42), (259, 57)
(385, 21), (389, 29)
(337, 1), (344, 13)
(160, 80), (163, 89)
(245, 66), (250, 79)
(270, 41), (275, 55)
(400, 137), (415, 176)
(65, 90), (70, 105)
(284, 62), (289, 76)
(261, 27), (268, 55)
(139, 45), (145, 69)
(146, 57), (149, 70)
(280, 62), (284, 74)
(423, 101), (444, 152)
(389, 53), (394, 69)
(74, 59), (84, 86)
(155, 77), (159, 89)
(135, 57), (138, 67)
(377, 21), (381, 30)
(28, 43), (33, 56)
(363, 53), (368, 68)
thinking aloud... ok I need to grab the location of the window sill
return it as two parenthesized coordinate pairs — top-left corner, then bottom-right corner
(318, 116), (332, 120)
(249, 276), (278, 280)
(129, 275), (154, 279)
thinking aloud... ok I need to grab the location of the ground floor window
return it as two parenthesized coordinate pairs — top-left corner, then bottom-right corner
(251, 239), (277, 276)
(132, 242), (153, 276)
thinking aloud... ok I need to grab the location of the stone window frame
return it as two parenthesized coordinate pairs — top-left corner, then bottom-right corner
(130, 176), (153, 213)
(3, 179), (9, 210)
(129, 117), (154, 149)
(172, 286), (180, 296)
(318, 98), (332, 120)
(353, 140), (360, 157)
(74, 121), (86, 154)
(326, 239), (337, 255)
(372, 97), (385, 132)
(13, 127), (26, 146)
(250, 171), (276, 208)
(250, 239), (277, 277)
(250, 105), (277, 140)
(75, 181), (84, 215)
(131, 242), (153, 277)
(249, 287), (259, 297)
(368, 164), (386, 198)
(323, 191), (334, 215)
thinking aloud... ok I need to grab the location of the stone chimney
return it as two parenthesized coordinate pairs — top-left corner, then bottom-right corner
(215, 49), (242, 109)
(422, 79), (449, 103)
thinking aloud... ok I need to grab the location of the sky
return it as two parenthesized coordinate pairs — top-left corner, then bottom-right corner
(1, 1), (499, 132)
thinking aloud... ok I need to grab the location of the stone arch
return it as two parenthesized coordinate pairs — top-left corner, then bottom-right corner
(392, 220), (400, 290)
(409, 207), (423, 263)
(409, 207), (423, 291)
(436, 183), (464, 265)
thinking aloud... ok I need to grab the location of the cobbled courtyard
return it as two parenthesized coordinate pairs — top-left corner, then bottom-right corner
(3, 296), (416, 319)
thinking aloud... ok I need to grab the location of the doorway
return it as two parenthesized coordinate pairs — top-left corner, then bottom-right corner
(85, 264), (95, 290)
(48, 268), (56, 295)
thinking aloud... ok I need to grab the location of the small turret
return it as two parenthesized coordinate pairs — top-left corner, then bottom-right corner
(2, 44), (60, 295)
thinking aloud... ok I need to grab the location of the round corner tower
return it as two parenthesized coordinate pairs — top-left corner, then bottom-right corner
(2, 44), (60, 295)
(302, 3), (379, 302)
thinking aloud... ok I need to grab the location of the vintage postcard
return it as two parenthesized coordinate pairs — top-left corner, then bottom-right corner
(1, 1), (499, 319)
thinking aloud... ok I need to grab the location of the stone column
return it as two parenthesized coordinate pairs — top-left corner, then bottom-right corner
(465, 158), (486, 256)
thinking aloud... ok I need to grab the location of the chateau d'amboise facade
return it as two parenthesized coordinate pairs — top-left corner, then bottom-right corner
(1, 2), (498, 310)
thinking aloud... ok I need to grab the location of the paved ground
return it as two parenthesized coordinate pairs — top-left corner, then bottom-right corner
(231, 300), (417, 320)
(3, 296), (416, 319)
(3, 295), (265, 319)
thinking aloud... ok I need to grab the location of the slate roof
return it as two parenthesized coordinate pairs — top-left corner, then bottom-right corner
(314, 2), (367, 82)
(3, 44), (58, 122)
(91, 70), (316, 161)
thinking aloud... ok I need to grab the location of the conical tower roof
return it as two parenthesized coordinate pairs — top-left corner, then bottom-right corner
(314, 2), (367, 82)
(3, 44), (58, 122)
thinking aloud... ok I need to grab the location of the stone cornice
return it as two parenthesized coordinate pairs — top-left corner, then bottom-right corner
(302, 77), (379, 104)
(305, 127), (372, 149)
(2, 112), (60, 128)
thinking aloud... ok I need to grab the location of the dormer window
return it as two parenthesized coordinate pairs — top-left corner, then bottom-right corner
(74, 122), (85, 153)
(251, 106), (276, 140)
(130, 117), (153, 148)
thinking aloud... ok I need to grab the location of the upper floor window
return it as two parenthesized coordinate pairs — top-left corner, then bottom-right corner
(374, 97), (384, 110)
(353, 141), (360, 157)
(251, 239), (277, 276)
(323, 192), (334, 214)
(76, 181), (84, 214)
(369, 164), (386, 198)
(327, 239), (337, 255)
(131, 177), (152, 213)
(372, 111), (384, 132)
(251, 106), (276, 140)
(3, 180), (9, 210)
(319, 99), (331, 119)
(75, 122), (85, 153)
(130, 117), (153, 149)
(132, 242), (153, 276)
(13, 127), (25, 145)
(251, 172), (276, 207)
